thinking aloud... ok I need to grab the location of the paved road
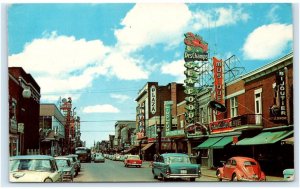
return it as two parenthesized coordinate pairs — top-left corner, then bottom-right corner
(73, 159), (216, 182)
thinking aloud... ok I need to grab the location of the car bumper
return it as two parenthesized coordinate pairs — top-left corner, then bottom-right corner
(238, 178), (266, 181)
(127, 163), (142, 166)
(166, 174), (200, 178)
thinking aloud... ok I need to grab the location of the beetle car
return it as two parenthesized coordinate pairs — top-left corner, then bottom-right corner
(152, 153), (201, 181)
(124, 155), (142, 168)
(55, 157), (75, 182)
(9, 155), (63, 182)
(216, 156), (266, 181)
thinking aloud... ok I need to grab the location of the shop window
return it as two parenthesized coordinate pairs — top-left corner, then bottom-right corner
(230, 97), (238, 118)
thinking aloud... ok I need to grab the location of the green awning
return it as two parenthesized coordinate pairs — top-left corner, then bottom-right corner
(194, 137), (222, 149)
(235, 130), (293, 146)
(211, 136), (238, 149)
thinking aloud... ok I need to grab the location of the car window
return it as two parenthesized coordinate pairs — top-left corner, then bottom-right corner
(244, 161), (256, 166)
(56, 159), (68, 167)
(128, 155), (140, 160)
(166, 156), (191, 164)
(231, 160), (237, 166)
(226, 159), (231, 165)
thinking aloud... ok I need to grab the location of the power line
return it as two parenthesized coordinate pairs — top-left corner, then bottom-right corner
(43, 88), (140, 95)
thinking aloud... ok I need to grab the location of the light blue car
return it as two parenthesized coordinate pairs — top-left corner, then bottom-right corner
(55, 157), (75, 182)
(152, 153), (201, 182)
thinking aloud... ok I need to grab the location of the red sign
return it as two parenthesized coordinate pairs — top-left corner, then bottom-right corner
(232, 136), (238, 144)
(213, 57), (224, 105)
(209, 118), (233, 134)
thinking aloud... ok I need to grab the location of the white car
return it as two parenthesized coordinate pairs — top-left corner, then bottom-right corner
(10, 155), (63, 182)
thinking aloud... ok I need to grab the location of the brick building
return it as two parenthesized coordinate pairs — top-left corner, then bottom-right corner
(135, 82), (185, 160)
(9, 67), (41, 155)
(193, 52), (294, 176)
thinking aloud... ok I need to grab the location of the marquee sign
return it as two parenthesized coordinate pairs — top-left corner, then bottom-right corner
(150, 85), (157, 115)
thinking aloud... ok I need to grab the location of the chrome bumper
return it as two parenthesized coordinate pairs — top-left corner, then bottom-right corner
(166, 174), (200, 178)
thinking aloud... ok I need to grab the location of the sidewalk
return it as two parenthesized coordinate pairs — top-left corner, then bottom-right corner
(200, 166), (284, 181)
(143, 161), (284, 181)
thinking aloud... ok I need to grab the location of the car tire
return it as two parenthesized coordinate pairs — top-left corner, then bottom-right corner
(232, 173), (238, 181)
(216, 170), (222, 181)
(190, 178), (196, 182)
(161, 175), (169, 182)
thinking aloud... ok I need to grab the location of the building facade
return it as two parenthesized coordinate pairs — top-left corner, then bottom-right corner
(39, 104), (65, 156)
(193, 52), (293, 176)
(9, 67), (41, 156)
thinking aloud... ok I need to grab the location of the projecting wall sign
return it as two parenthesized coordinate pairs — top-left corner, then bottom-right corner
(150, 85), (157, 115)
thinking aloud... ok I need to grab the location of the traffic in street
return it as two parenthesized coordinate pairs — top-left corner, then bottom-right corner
(74, 158), (216, 182)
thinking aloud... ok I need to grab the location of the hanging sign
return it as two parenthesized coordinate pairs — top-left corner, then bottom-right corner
(213, 57), (225, 105)
(164, 101), (173, 133)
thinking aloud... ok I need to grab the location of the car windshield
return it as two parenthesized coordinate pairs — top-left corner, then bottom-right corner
(56, 159), (69, 167)
(128, 156), (140, 160)
(10, 159), (52, 172)
(166, 156), (191, 164)
(244, 161), (256, 166)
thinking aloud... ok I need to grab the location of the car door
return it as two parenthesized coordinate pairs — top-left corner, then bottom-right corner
(51, 160), (62, 182)
(153, 156), (163, 176)
(224, 159), (236, 180)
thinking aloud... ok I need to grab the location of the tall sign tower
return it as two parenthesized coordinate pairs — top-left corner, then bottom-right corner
(183, 32), (208, 124)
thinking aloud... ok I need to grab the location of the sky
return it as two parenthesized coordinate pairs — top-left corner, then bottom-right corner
(7, 3), (294, 148)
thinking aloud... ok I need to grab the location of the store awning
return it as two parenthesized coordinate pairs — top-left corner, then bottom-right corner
(281, 137), (294, 145)
(141, 143), (154, 151)
(235, 130), (293, 146)
(211, 136), (239, 149)
(193, 137), (222, 149)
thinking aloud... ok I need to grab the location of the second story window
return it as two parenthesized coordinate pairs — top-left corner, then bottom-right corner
(230, 97), (238, 118)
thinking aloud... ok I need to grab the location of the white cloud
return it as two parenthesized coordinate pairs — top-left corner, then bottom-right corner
(192, 6), (249, 30)
(110, 94), (130, 102)
(104, 52), (148, 80)
(242, 24), (293, 60)
(82, 104), (120, 113)
(114, 3), (192, 52)
(267, 5), (280, 22)
(161, 60), (185, 83)
(8, 32), (110, 99)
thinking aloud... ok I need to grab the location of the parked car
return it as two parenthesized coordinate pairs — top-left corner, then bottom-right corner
(9, 155), (63, 182)
(64, 154), (80, 176)
(124, 155), (142, 168)
(216, 156), (266, 181)
(152, 153), (201, 181)
(55, 157), (75, 182)
(94, 153), (105, 163)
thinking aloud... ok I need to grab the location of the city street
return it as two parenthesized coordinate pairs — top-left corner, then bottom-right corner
(74, 159), (216, 182)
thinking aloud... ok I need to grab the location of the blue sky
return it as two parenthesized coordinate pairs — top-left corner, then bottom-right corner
(7, 3), (293, 148)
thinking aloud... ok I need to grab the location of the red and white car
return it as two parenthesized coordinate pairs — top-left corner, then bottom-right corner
(124, 155), (142, 168)
(216, 156), (266, 181)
